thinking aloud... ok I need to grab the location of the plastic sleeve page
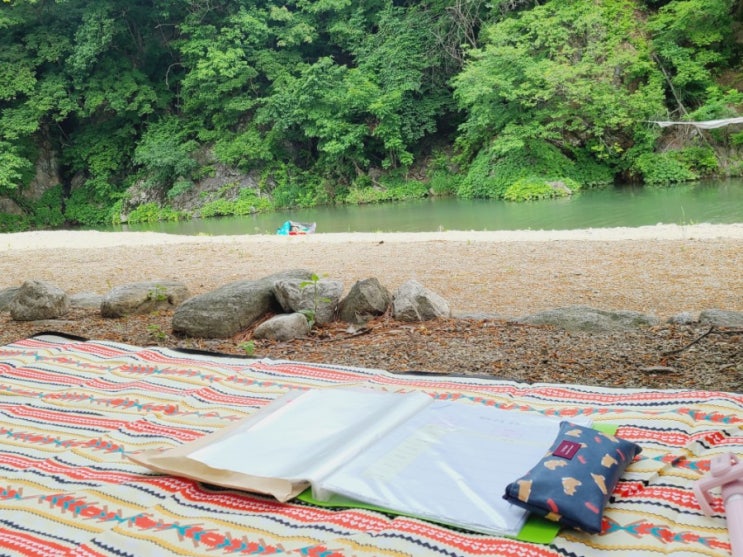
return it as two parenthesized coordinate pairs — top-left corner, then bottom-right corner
(188, 388), (432, 484)
(318, 402), (576, 537)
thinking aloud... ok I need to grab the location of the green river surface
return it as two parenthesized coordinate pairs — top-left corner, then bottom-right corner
(114, 178), (743, 235)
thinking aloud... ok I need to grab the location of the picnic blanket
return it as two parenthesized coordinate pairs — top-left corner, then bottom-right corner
(0, 333), (740, 556)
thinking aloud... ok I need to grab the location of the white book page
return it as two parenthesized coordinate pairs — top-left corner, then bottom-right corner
(188, 388), (432, 483)
(319, 401), (585, 536)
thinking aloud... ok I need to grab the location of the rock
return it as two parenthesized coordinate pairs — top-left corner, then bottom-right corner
(70, 292), (105, 309)
(273, 278), (343, 324)
(667, 311), (697, 325)
(518, 305), (660, 332)
(392, 280), (451, 322)
(338, 278), (392, 324)
(101, 280), (190, 318)
(172, 269), (313, 338)
(698, 309), (743, 327)
(253, 313), (311, 341)
(9, 280), (70, 321)
(0, 286), (20, 311)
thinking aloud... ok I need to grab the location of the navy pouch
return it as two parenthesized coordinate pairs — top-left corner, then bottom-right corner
(503, 421), (642, 534)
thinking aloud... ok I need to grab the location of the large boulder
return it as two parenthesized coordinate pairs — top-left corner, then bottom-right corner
(9, 280), (70, 321)
(392, 280), (451, 322)
(338, 278), (392, 324)
(101, 280), (190, 317)
(518, 306), (660, 332)
(698, 309), (743, 327)
(0, 286), (20, 312)
(172, 269), (313, 338)
(253, 313), (311, 341)
(667, 311), (697, 325)
(273, 278), (343, 325)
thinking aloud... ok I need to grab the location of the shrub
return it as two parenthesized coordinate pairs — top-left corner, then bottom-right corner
(63, 182), (113, 226)
(344, 176), (429, 204)
(458, 140), (589, 200)
(677, 147), (718, 175)
(503, 177), (580, 201)
(0, 213), (28, 232)
(127, 202), (185, 223)
(427, 170), (459, 196)
(167, 179), (195, 200)
(633, 152), (698, 184)
(30, 185), (65, 228)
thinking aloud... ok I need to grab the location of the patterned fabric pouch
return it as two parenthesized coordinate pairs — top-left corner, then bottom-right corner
(503, 421), (642, 534)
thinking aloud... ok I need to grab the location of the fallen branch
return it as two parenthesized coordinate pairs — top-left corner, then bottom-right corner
(662, 326), (743, 357)
(662, 326), (715, 356)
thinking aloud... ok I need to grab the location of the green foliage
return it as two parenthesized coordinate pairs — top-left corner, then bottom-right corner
(676, 147), (718, 175)
(146, 285), (168, 303)
(134, 117), (199, 190)
(633, 152), (699, 184)
(0, 0), (172, 210)
(344, 176), (429, 204)
(0, 141), (33, 191)
(453, 0), (666, 178)
(684, 88), (743, 147)
(0, 210), (28, 232)
(214, 126), (276, 171)
(146, 324), (168, 343)
(126, 202), (162, 224)
(354, 6), (450, 170)
(458, 140), (594, 199)
(268, 167), (329, 208)
(29, 184), (65, 228)
(427, 170), (459, 196)
(299, 273), (332, 329)
(108, 199), (124, 225)
(167, 179), (195, 200)
(239, 341), (256, 357)
(63, 182), (116, 226)
(633, 145), (719, 184)
(503, 177), (580, 202)
(127, 202), (184, 224)
(569, 152), (615, 187)
(648, 0), (737, 107)
(0, 0), (741, 226)
(200, 188), (272, 218)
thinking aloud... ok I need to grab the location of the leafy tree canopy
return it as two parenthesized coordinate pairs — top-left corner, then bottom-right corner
(0, 0), (740, 228)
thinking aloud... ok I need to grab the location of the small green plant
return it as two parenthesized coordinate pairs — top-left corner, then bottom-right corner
(299, 273), (332, 329)
(147, 324), (168, 342)
(147, 285), (168, 302)
(239, 341), (256, 356)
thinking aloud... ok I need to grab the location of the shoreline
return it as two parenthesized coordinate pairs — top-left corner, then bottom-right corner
(2, 222), (743, 251)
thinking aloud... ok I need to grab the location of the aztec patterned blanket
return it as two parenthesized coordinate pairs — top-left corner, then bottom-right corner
(0, 334), (740, 557)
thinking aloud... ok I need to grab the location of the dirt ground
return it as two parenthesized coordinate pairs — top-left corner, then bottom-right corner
(1, 226), (741, 392)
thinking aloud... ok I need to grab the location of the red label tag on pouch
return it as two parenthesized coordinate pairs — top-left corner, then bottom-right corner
(553, 440), (581, 460)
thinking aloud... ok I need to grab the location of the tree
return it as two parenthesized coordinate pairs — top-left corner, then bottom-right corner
(648, 0), (737, 113)
(452, 0), (667, 196)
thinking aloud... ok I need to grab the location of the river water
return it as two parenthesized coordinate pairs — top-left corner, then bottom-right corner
(115, 179), (743, 235)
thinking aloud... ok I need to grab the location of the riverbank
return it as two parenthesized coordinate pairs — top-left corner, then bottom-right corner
(4, 222), (743, 250)
(1, 224), (741, 319)
(1, 224), (741, 391)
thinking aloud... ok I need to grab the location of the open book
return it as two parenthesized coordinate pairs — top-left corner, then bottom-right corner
(132, 387), (587, 538)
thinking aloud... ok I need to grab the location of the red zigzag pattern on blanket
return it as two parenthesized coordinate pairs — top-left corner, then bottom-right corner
(0, 335), (740, 556)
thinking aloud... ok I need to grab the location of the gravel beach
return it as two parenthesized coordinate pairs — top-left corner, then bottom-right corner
(2, 223), (742, 319)
(1, 224), (741, 392)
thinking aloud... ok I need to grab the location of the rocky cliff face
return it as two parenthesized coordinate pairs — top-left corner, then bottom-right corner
(0, 140), (61, 215)
(0, 141), (264, 226)
(117, 160), (262, 222)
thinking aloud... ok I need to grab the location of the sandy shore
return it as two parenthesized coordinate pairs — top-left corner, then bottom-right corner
(1, 223), (741, 318)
